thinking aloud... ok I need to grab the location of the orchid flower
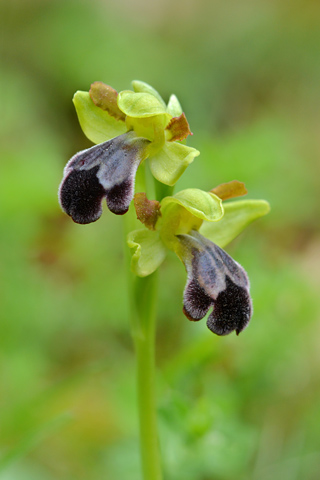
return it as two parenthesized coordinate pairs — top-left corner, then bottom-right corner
(59, 81), (199, 224)
(128, 182), (270, 335)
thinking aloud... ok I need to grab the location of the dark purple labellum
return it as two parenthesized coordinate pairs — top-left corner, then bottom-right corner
(183, 278), (213, 321)
(206, 275), (252, 336)
(105, 178), (133, 215)
(58, 132), (150, 224)
(59, 166), (105, 224)
(178, 230), (252, 336)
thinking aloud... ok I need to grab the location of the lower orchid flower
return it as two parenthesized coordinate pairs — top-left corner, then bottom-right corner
(128, 183), (270, 336)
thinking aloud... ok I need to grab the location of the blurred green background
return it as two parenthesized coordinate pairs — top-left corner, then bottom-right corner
(1, 0), (320, 479)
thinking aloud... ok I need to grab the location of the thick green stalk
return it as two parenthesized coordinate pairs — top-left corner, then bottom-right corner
(133, 273), (162, 480)
(123, 165), (163, 480)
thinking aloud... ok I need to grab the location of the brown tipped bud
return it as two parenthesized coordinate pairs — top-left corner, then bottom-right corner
(89, 81), (126, 121)
(134, 193), (161, 231)
(211, 180), (248, 201)
(165, 113), (192, 142)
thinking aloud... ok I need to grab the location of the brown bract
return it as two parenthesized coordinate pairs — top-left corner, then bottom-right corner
(211, 180), (248, 201)
(165, 113), (192, 142)
(89, 81), (126, 121)
(134, 193), (161, 230)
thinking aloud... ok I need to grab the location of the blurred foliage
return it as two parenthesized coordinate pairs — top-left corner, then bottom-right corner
(1, 0), (320, 479)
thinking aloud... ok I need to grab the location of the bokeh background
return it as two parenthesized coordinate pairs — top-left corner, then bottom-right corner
(1, 0), (320, 479)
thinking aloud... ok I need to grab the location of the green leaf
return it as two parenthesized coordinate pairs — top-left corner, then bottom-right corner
(73, 91), (127, 144)
(149, 142), (200, 186)
(118, 91), (170, 118)
(162, 189), (224, 222)
(127, 229), (167, 277)
(199, 199), (270, 248)
(132, 80), (166, 107)
(166, 94), (183, 117)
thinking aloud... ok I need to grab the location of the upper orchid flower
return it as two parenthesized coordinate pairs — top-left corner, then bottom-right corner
(128, 182), (270, 336)
(59, 81), (199, 224)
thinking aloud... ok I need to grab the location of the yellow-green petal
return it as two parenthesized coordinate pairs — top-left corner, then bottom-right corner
(127, 229), (167, 277)
(118, 91), (169, 118)
(149, 142), (200, 186)
(199, 199), (270, 248)
(158, 189), (223, 252)
(166, 94), (183, 117)
(73, 91), (127, 144)
(132, 80), (166, 108)
(162, 189), (224, 222)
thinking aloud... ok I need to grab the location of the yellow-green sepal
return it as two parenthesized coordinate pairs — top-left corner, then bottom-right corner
(132, 80), (166, 108)
(73, 91), (127, 144)
(149, 142), (200, 186)
(199, 199), (270, 248)
(127, 229), (167, 277)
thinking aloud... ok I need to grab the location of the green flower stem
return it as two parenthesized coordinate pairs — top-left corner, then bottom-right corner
(154, 177), (174, 202)
(133, 273), (163, 480)
(123, 166), (163, 480)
